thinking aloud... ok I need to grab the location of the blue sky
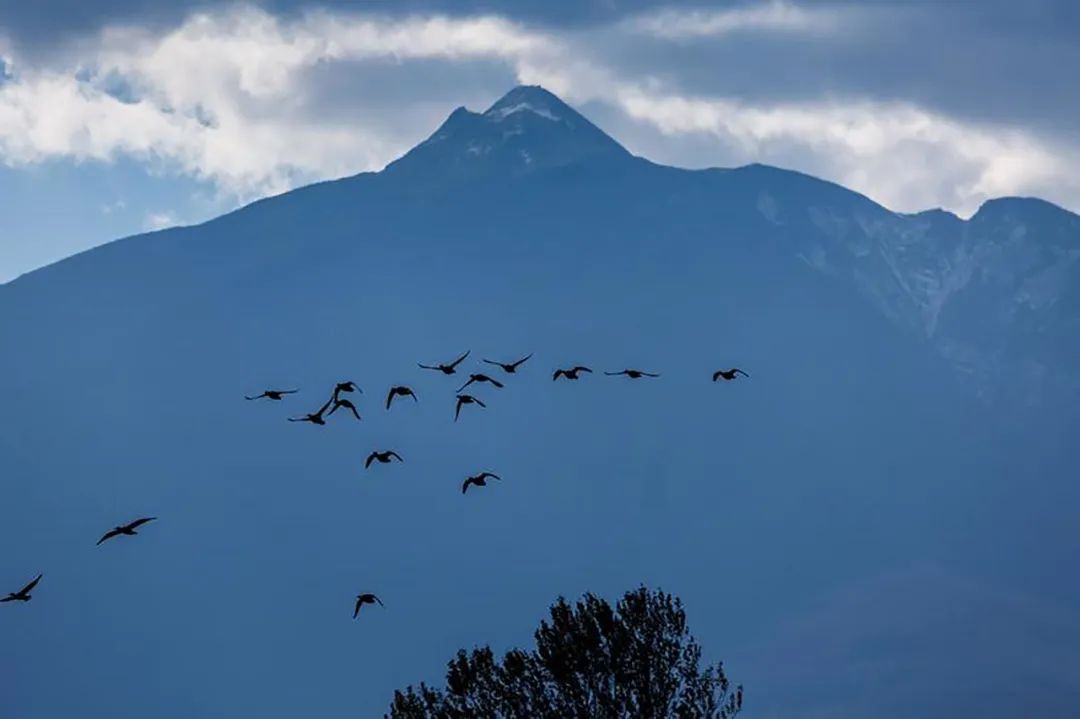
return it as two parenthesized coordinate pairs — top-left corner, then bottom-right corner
(2, 0), (1080, 281)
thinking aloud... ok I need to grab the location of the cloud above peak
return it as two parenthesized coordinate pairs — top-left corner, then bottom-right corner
(0, 2), (1077, 217)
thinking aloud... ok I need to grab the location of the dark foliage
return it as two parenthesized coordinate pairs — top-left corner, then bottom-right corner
(387, 586), (743, 719)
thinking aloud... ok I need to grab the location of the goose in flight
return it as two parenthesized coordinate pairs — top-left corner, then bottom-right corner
(97, 517), (157, 546)
(605, 369), (660, 379)
(1, 574), (42, 603)
(482, 353), (533, 374)
(353, 593), (384, 618)
(712, 368), (750, 382)
(365, 450), (403, 468)
(328, 398), (362, 421)
(457, 373), (504, 392)
(288, 397), (334, 425)
(418, 350), (470, 375)
(553, 366), (592, 381)
(333, 382), (363, 401)
(454, 394), (486, 421)
(462, 472), (501, 494)
(245, 389), (297, 401)
(386, 386), (418, 409)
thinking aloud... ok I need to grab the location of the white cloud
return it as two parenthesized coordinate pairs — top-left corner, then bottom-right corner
(622, 0), (842, 39)
(144, 210), (178, 230)
(100, 199), (127, 215)
(0, 3), (1077, 218)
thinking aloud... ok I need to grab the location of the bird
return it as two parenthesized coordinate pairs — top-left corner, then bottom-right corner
(328, 398), (362, 421)
(97, 517), (157, 546)
(462, 472), (501, 494)
(553, 366), (592, 381)
(457, 373), (504, 392)
(712, 368), (750, 382)
(482, 353), (533, 374)
(605, 369), (660, 379)
(1, 574), (42, 603)
(385, 386), (418, 409)
(418, 350), (470, 375)
(332, 381), (363, 401)
(288, 397), (334, 425)
(455, 394), (486, 421)
(245, 389), (297, 401)
(353, 593), (383, 618)
(365, 450), (403, 468)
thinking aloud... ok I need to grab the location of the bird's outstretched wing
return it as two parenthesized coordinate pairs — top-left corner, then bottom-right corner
(417, 363), (438, 371)
(385, 389), (395, 410)
(480, 472), (501, 481)
(449, 350), (470, 368)
(711, 371), (722, 382)
(20, 574), (43, 594)
(604, 371), (627, 376)
(511, 353), (533, 369)
(488, 377), (504, 388)
(454, 400), (463, 421)
(365, 452), (377, 468)
(371, 595), (384, 606)
(574, 366), (593, 373)
(97, 528), (121, 546)
(481, 359), (505, 369)
(642, 372), (661, 377)
(388, 451), (403, 462)
(462, 478), (474, 494)
(735, 369), (750, 378)
(553, 370), (565, 381)
(353, 597), (362, 619)
(457, 378), (475, 392)
(127, 517), (156, 531)
(474, 397), (487, 408)
(244, 393), (267, 400)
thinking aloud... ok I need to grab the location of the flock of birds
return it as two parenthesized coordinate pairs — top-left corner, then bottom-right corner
(4, 350), (749, 619)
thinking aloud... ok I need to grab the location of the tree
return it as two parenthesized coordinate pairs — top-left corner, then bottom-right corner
(387, 586), (743, 719)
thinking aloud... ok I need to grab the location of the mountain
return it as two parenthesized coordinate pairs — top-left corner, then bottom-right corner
(1, 86), (1077, 719)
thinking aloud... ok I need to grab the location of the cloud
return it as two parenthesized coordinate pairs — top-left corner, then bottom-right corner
(622, 0), (842, 39)
(144, 210), (178, 230)
(0, 2), (1078, 217)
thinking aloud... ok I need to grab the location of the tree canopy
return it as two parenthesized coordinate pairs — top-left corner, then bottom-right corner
(387, 586), (743, 719)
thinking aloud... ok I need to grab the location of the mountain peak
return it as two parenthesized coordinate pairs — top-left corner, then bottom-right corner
(383, 85), (630, 179)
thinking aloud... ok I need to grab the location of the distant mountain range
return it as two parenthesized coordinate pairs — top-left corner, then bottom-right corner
(1, 86), (1076, 719)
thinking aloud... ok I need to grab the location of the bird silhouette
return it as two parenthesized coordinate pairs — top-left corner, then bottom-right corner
(1, 574), (42, 603)
(553, 366), (592, 381)
(245, 389), (298, 401)
(365, 450), (403, 468)
(385, 386), (418, 409)
(605, 369), (660, 379)
(457, 373), (504, 392)
(418, 350), (470, 375)
(328, 398), (362, 421)
(462, 472), (501, 494)
(712, 368), (750, 382)
(353, 593), (383, 618)
(482, 353), (533, 374)
(454, 394), (487, 421)
(97, 517), (157, 546)
(332, 381), (363, 401)
(288, 397), (334, 424)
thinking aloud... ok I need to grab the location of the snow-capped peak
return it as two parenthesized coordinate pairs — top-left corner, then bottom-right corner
(488, 101), (561, 123)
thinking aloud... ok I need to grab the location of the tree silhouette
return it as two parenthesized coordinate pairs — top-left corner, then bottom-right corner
(387, 586), (743, 718)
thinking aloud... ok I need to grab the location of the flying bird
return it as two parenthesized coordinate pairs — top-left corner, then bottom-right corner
(457, 373), (504, 392)
(605, 369), (660, 379)
(328, 398), (362, 421)
(454, 394), (486, 421)
(553, 366), (592, 381)
(462, 472), (501, 494)
(288, 397), (334, 425)
(353, 593), (384, 618)
(365, 450), (403, 468)
(245, 389), (297, 401)
(333, 381), (363, 401)
(1, 574), (42, 603)
(482, 353), (533, 374)
(712, 368), (750, 382)
(418, 350), (470, 375)
(97, 517), (157, 546)
(385, 386), (418, 409)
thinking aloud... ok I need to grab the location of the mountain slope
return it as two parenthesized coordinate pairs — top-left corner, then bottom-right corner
(0, 86), (1077, 719)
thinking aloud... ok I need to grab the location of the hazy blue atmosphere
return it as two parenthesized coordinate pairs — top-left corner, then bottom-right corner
(2, 3), (1079, 719)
